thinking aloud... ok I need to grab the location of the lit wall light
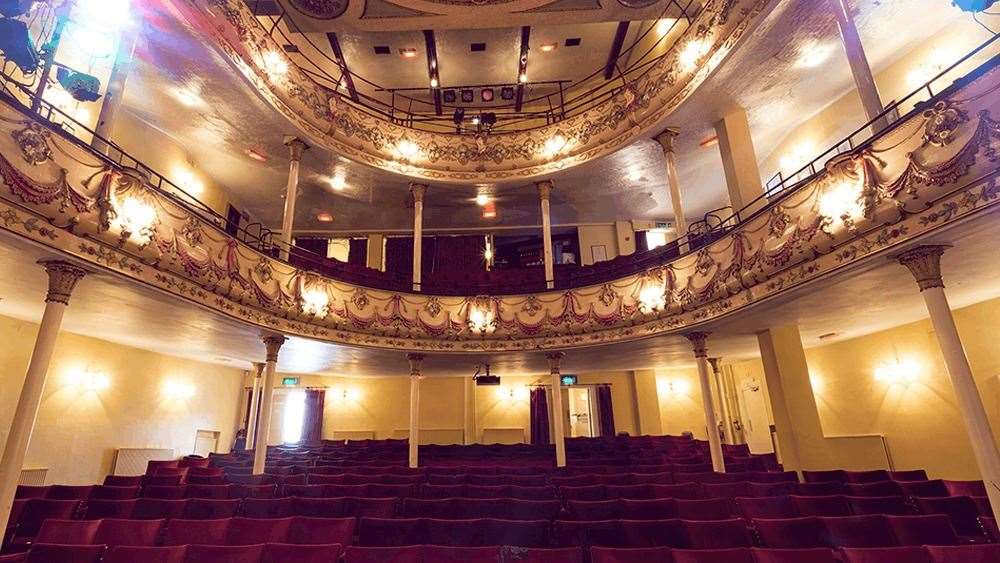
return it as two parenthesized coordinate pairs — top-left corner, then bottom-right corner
(810, 374), (825, 394)
(679, 38), (710, 71)
(301, 286), (330, 318)
(115, 196), (156, 242)
(818, 177), (863, 224)
(657, 377), (691, 396)
(329, 174), (346, 191)
(496, 385), (529, 402)
(795, 42), (834, 68)
(468, 302), (496, 334)
(400, 48), (418, 58)
(541, 134), (568, 157)
(476, 193), (490, 206)
(75, 0), (131, 32)
(626, 168), (643, 182)
(331, 387), (362, 402)
(539, 42), (557, 53)
(262, 50), (288, 77)
(778, 141), (816, 174)
(656, 18), (677, 36)
(162, 380), (196, 400)
(175, 168), (205, 196)
(316, 212), (333, 223)
(396, 140), (420, 159)
(519, 73), (528, 83)
(430, 77), (439, 88)
(638, 282), (666, 313)
(65, 369), (110, 392)
(874, 359), (921, 386)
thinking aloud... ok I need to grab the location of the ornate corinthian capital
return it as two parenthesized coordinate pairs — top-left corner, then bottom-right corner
(537, 180), (554, 201)
(684, 331), (711, 358)
(897, 245), (949, 291)
(40, 260), (88, 305)
(409, 183), (428, 204)
(546, 351), (565, 374)
(261, 334), (288, 362)
(653, 128), (680, 153)
(407, 353), (425, 377)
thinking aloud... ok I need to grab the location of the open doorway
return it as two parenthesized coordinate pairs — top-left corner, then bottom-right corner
(567, 387), (595, 438)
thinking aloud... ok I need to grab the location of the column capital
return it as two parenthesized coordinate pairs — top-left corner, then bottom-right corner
(261, 334), (287, 362)
(39, 260), (88, 305)
(407, 353), (425, 377)
(546, 351), (565, 373)
(707, 357), (722, 374)
(684, 331), (711, 358)
(653, 128), (680, 153)
(536, 180), (554, 201)
(283, 136), (309, 161)
(897, 245), (949, 291)
(251, 362), (265, 377)
(410, 183), (428, 203)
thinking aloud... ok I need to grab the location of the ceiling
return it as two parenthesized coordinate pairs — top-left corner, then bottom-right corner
(119, 0), (980, 236)
(0, 210), (996, 378)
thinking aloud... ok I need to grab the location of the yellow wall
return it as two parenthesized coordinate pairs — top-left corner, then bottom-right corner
(0, 314), (245, 485)
(577, 225), (619, 266)
(654, 367), (707, 439)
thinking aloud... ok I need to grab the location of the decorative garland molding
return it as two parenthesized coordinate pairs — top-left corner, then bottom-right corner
(168, 0), (770, 182)
(0, 64), (997, 353)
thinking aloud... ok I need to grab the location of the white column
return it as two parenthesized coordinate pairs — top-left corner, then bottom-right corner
(654, 129), (688, 251)
(709, 357), (735, 445)
(686, 332), (726, 473)
(410, 184), (427, 292)
(252, 334), (286, 474)
(898, 246), (1000, 515)
(279, 137), (309, 261)
(0, 261), (87, 534)
(244, 362), (264, 451)
(714, 109), (765, 214)
(547, 352), (567, 467)
(407, 353), (425, 468)
(538, 181), (555, 289)
(92, 19), (140, 154)
(831, 0), (887, 134)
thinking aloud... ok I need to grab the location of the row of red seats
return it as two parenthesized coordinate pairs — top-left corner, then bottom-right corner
(0, 542), (341, 563)
(589, 545), (1000, 563)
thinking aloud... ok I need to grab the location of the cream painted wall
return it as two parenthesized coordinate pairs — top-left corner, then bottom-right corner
(654, 367), (708, 439)
(112, 111), (234, 216)
(759, 19), (997, 186)
(0, 314), (245, 485)
(577, 225), (619, 266)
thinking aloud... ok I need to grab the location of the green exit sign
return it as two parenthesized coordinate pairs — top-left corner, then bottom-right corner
(282, 377), (299, 386)
(561, 375), (578, 386)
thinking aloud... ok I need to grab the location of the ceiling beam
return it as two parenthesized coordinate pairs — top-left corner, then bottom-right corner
(603, 21), (630, 80)
(326, 32), (359, 103)
(423, 30), (442, 116)
(515, 26), (531, 113)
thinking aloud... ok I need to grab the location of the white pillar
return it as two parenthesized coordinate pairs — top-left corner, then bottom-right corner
(547, 352), (567, 467)
(279, 138), (309, 261)
(245, 362), (264, 451)
(714, 109), (765, 214)
(709, 357), (735, 445)
(410, 184), (427, 292)
(407, 353), (425, 468)
(538, 181), (555, 289)
(654, 129), (688, 251)
(92, 19), (140, 154)
(686, 332), (726, 473)
(830, 0), (887, 134)
(252, 334), (286, 474)
(0, 261), (87, 534)
(898, 246), (1000, 515)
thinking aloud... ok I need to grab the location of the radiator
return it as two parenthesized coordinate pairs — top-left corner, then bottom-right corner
(112, 448), (174, 475)
(18, 468), (47, 486)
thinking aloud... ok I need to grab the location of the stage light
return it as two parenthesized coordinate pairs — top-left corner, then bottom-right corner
(396, 140), (420, 158)
(476, 193), (490, 206)
(461, 89), (474, 103)
(75, 0), (131, 32)
(301, 286), (330, 317)
(162, 380), (196, 400)
(329, 174), (346, 191)
(246, 148), (269, 162)
(539, 42), (557, 52)
(430, 77), (438, 88)
(443, 89), (456, 103)
(316, 212), (333, 222)
(500, 86), (515, 100)
(0, 18), (39, 72)
(518, 73), (527, 83)
(471, 116), (480, 126)
(542, 134), (567, 157)
(480, 88), (494, 102)
(56, 67), (102, 102)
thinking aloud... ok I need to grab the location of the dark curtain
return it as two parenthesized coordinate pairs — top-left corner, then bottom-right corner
(302, 389), (326, 443)
(385, 236), (414, 278)
(635, 231), (648, 253)
(295, 237), (328, 257)
(348, 238), (368, 266)
(242, 388), (253, 429)
(597, 385), (615, 437)
(431, 235), (486, 273)
(530, 387), (550, 445)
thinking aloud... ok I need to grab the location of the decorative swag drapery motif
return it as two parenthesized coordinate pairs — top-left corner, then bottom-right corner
(302, 389), (325, 443)
(530, 387), (550, 446)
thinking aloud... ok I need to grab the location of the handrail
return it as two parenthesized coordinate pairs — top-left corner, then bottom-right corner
(0, 36), (994, 296)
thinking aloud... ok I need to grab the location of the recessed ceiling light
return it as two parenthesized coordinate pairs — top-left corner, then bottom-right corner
(399, 48), (418, 58)
(316, 212), (333, 222)
(476, 193), (490, 206)
(539, 42), (557, 52)
(329, 175), (346, 191)
(246, 148), (269, 162)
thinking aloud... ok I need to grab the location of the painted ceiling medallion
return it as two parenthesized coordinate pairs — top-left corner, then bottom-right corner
(288, 0), (349, 19)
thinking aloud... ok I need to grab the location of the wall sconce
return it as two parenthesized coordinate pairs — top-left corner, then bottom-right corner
(541, 134), (569, 158)
(174, 167), (205, 196)
(330, 387), (361, 402)
(638, 281), (666, 314)
(115, 196), (156, 243)
(262, 50), (288, 77)
(779, 141), (816, 174)
(468, 299), (496, 334)
(874, 359), (921, 386)
(300, 286), (330, 318)
(496, 385), (529, 402)
(65, 369), (110, 392)
(162, 380), (196, 400)
(678, 37), (710, 71)
(819, 177), (864, 225)
(395, 139), (420, 160)
(657, 378), (691, 396)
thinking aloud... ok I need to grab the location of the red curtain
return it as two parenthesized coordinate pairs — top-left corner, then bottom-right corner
(302, 389), (325, 443)
(431, 235), (486, 273)
(385, 237), (414, 278)
(348, 238), (368, 266)
(530, 387), (550, 445)
(597, 385), (615, 437)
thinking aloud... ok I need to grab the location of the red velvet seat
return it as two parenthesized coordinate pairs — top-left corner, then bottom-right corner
(143, 486), (187, 500)
(81, 499), (136, 520)
(942, 481), (986, 497)
(103, 476), (143, 487)
(508, 499), (563, 520)
(510, 486), (558, 500)
(845, 471), (890, 484)
(652, 484), (703, 500)
(840, 547), (931, 563)
(368, 484), (414, 498)
(590, 546), (673, 563)
(890, 470), (929, 482)
(898, 480), (949, 498)
(242, 497), (292, 518)
(703, 482), (751, 499)
(104, 545), (187, 563)
(8, 499), (81, 542)
(287, 517), (355, 545)
(14, 486), (47, 500)
(184, 498), (241, 519)
(820, 515), (896, 548)
(925, 545), (1000, 563)
(803, 471), (847, 484)
(886, 515), (959, 546)
(750, 548), (839, 563)
(620, 519), (686, 548)
(358, 517), (423, 546)
(633, 472), (674, 485)
(683, 519), (753, 549)
(417, 484), (464, 498)
(35, 519), (101, 545)
(346, 497), (398, 518)
(567, 500), (624, 520)
(600, 475), (637, 486)
(89, 486), (140, 500)
(553, 519), (624, 547)
(453, 497), (509, 519)
(260, 543), (342, 563)
(132, 498), (188, 520)
(845, 482), (903, 498)
(607, 485), (655, 500)
(232, 484), (279, 499)
(308, 474), (346, 485)
(671, 548), (754, 563)
(184, 484), (232, 499)
(226, 517), (292, 545)
(980, 516), (998, 541)
(467, 474), (509, 486)
(622, 499), (678, 520)
(754, 517), (825, 549)
(424, 518), (485, 546)
(551, 476), (595, 487)
(846, 496), (912, 516)
(401, 498), (453, 518)
(794, 483), (844, 496)
(790, 496), (850, 517)
(344, 545), (423, 562)
(747, 472), (799, 484)
(675, 498), (733, 520)
(184, 544), (264, 563)
(510, 475), (548, 487)
(735, 496), (797, 519)
(915, 496), (986, 539)
(162, 518), (230, 546)
(482, 518), (551, 547)
(326, 484), (369, 497)
(561, 485), (607, 501)
(143, 475), (185, 487)
(46, 486), (95, 500)
(21, 543), (104, 563)
(465, 485), (508, 499)
(747, 483), (796, 498)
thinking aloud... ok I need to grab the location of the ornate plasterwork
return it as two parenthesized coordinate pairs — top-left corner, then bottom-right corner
(175, 0), (769, 182)
(288, 0), (350, 18)
(0, 65), (998, 352)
